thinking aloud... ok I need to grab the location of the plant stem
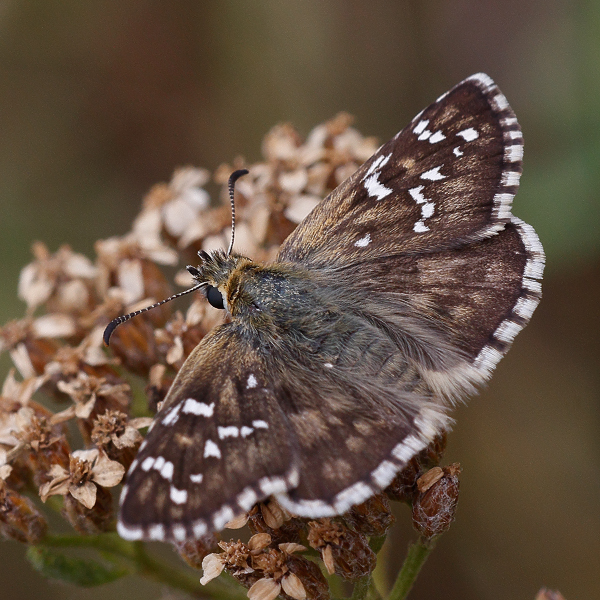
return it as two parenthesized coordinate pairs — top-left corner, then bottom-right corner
(387, 537), (436, 600)
(39, 533), (243, 599)
(368, 534), (387, 555)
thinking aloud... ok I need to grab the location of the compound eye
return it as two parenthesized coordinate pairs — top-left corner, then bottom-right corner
(206, 285), (225, 310)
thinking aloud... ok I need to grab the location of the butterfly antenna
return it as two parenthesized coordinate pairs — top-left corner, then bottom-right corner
(103, 283), (205, 346)
(227, 169), (249, 256)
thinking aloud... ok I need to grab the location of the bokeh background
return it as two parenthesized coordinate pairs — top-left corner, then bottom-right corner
(1, 2), (598, 599)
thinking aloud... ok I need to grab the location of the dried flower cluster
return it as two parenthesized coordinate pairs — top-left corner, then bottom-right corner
(0, 113), (465, 597)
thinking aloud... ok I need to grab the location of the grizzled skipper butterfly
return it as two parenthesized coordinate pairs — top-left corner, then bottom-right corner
(105, 73), (544, 542)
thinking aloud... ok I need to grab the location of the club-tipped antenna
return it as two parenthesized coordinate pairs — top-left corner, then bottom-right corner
(227, 169), (249, 256)
(103, 282), (205, 346)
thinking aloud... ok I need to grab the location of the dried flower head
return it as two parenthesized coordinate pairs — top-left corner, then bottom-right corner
(18, 242), (98, 315)
(54, 373), (130, 422)
(0, 479), (48, 543)
(246, 499), (306, 545)
(201, 533), (324, 600)
(412, 463), (461, 540)
(0, 111), (463, 598)
(385, 432), (447, 504)
(173, 534), (219, 570)
(39, 449), (125, 510)
(342, 493), (395, 537)
(307, 518), (376, 580)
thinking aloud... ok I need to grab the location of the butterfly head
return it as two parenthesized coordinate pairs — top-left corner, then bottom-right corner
(103, 169), (255, 345)
(185, 249), (245, 313)
(186, 248), (270, 319)
(187, 248), (310, 328)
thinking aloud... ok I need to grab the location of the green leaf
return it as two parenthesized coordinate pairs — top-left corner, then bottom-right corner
(26, 546), (128, 587)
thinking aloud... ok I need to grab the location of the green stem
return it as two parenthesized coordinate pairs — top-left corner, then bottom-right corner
(39, 533), (243, 599)
(368, 534), (388, 600)
(387, 537), (436, 600)
(368, 534), (387, 555)
(350, 575), (372, 600)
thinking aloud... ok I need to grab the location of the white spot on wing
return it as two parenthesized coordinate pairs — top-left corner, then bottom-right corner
(363, 173), (393, 201)
(218, 426), (239, 439)
(160, 461), (174, 481)
(421, 202), (434, 218)
(505, 144), (523, 163)
(513, 296), (538, 320)
(193, 520), (207, 537)
(204, 439), (221, 459)
(172, 524), (187, 542)
(474, 345), (504, 376)
(252, 420), (269, 429)
(428, 131), (446, 143)
(420, 166), (446, 181)
(501, 170), (520, 187)
(190, 473), (204, 484)
(246, 374), (258, 389)
(162, 405), (181, 425)
(333, 481), (373, 513)
(409, 185), (426, 204)
(364, 153), (391, 177)
(392, 434), (426, 463)
(501, 116), (518, 128)
(413, 119), (429, 134)
(355, 233), (371, 248)
(275, 496), (337, 518)
(148, 524), (165, 540)
(141, 457), (155, 471)
(370, 460), (398, 487)
(240, 426), (254, 437)
(492, 93), (509, 111)
(494, 320), (522, 344)
(117, 521), (144, 541)
(362, 154), (393, 200)
(170, 486), (188, 505)
(453, 146), (463, 157)
(408, 185), (434, 232)
(457, 127), (479, 142)
(213, 506), (236, 531)
(182, 398), (215, 417)
(259, 476), (288, 496)
(237, 487), (258, 510)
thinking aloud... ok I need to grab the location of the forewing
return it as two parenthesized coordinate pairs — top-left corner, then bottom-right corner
(118, 324), (297, 542)
(278, 73), (523, 267)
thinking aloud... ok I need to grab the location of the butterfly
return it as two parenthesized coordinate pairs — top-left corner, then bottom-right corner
(111, 73), (544, 542)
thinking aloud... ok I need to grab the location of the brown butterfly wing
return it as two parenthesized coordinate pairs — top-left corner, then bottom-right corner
(278, 73), (524, 267)
(118, 324), (298, 542)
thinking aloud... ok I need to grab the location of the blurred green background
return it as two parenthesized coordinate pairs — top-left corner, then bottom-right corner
(1, 2), (598, 599)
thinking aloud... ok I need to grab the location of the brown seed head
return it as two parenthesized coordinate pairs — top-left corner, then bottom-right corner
(307, 518), (376, 581)
(0, 480), (48, 543)
(412, 463), (461, 539)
